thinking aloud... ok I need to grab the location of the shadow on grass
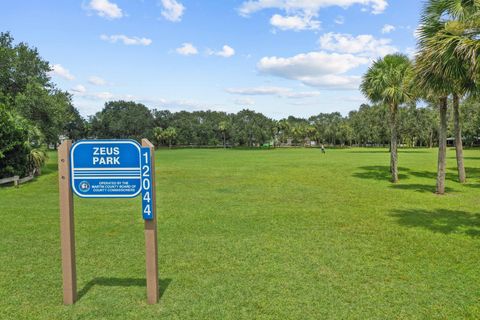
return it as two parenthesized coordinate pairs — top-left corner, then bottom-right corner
(408, 170), (459, 182)
(398, 150), (430, 153)
(352, 166), (409, 181)
(464, 167), (480, 179)
(347, 150), (389, 154)
(465, 184), (480, 189)
(390, 209), (480, 237)
(353, 166), (461, 186)
(446, 167), (480, 186)
(389, 184), (453, 193)
(447, 156), (480, 161)
(347, 149), (430, 154)
(78, 277), (172, 301)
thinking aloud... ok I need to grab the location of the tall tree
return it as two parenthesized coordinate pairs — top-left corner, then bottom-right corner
(162, 127), (177, 148)
(152, 127), (164, 147)
(0, 32), (85, 145)
(218, 120), (230, 148)
(361, 54), (414, 183)
(90, 100), (155, 141)
(276, 119), (291, 145)
(0, 32), (50, 103)
(64, 102), (88, 141)
(15, 85), (73, 145)
(232, 109), (274, 147)
(416, 0), (480, 191)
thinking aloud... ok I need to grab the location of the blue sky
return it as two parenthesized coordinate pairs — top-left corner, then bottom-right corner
(1, 0), (423, 119)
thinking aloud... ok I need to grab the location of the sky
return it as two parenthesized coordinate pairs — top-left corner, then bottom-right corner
(1, 0), (423, 119)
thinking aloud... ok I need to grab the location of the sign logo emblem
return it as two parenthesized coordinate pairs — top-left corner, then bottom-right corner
(79, 181), (90, 192)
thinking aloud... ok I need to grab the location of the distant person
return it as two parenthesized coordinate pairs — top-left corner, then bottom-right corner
(321, 144), (326, 154)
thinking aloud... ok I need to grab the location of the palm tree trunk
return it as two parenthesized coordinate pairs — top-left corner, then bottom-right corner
(390, 104), (399, 183)
(436, 97), (448, 194)
(453, 93), (466, 183)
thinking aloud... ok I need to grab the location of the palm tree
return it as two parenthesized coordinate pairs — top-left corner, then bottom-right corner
(276, 119), (290, 145)
(360, 54), (414, 183)
(218, 121), (229, 148)
(416, 0), (480, 191)
(414, 58), (451, 194)
(163, 127), (177, 149)
(25, 122), (47, 175)
(152, 126), (177, 148)
(27, 147), (47, 175)
(290, 124), (306, 146)
(152, 127), (163, 147)
(306, 125), (318, 145)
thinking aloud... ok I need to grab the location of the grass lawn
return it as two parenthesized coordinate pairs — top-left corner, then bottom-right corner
(1, 147), (480, 319)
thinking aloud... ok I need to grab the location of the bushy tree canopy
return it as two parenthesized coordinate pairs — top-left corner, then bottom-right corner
(0, 32), (85, 177)
(90, 101), (155, 141)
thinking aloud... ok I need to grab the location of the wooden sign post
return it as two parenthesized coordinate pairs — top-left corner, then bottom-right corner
(58, 139), (159, 305)
(142, 139), (159, 304)
(58, 140), (77, 304)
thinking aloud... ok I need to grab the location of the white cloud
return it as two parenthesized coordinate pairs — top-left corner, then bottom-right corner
(226, 86), (321, 98)
(49, 64), (75, 81)
(286, 91), (322, 98)
(218, 45), (235, 58)
(86, 0), (123, 19)
(209, 45), (235, 58)
(71, 84), (86, 93)
(137, 96), (212, 111)
(227, 86), (290, 96)
(270, 13), (320, 31)
(381, 24), (395, 34)
(176, 43), (198, 56)
(160, 0), (185, 22)
(334, 16), (345, 24)
(234, 97), (255, 106)
(297, 74), (362, 89)
(94, 91), (115, 100)
(74, 90), (115, 100)
(319, 32), (397, 57)
(239, 0), (388, 17)
(68, 85), (115, 100)
(88, 76), (107, 86)
(258, 52), (367, 77)
(257, 51), (368, 89)
(100, 34), (152, 46)
(75, 91), (214, 112)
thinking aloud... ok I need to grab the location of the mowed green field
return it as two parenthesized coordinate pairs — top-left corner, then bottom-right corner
(1, 148), (480, 319)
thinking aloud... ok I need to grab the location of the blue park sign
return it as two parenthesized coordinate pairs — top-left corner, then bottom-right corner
(60, 139), (158, 305)
(70, 140), (142, 198)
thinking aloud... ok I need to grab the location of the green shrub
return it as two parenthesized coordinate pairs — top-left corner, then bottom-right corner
(0, 104), (39, 178)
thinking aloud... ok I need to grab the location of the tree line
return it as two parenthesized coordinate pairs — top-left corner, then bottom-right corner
(84, 99), (479, 150)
